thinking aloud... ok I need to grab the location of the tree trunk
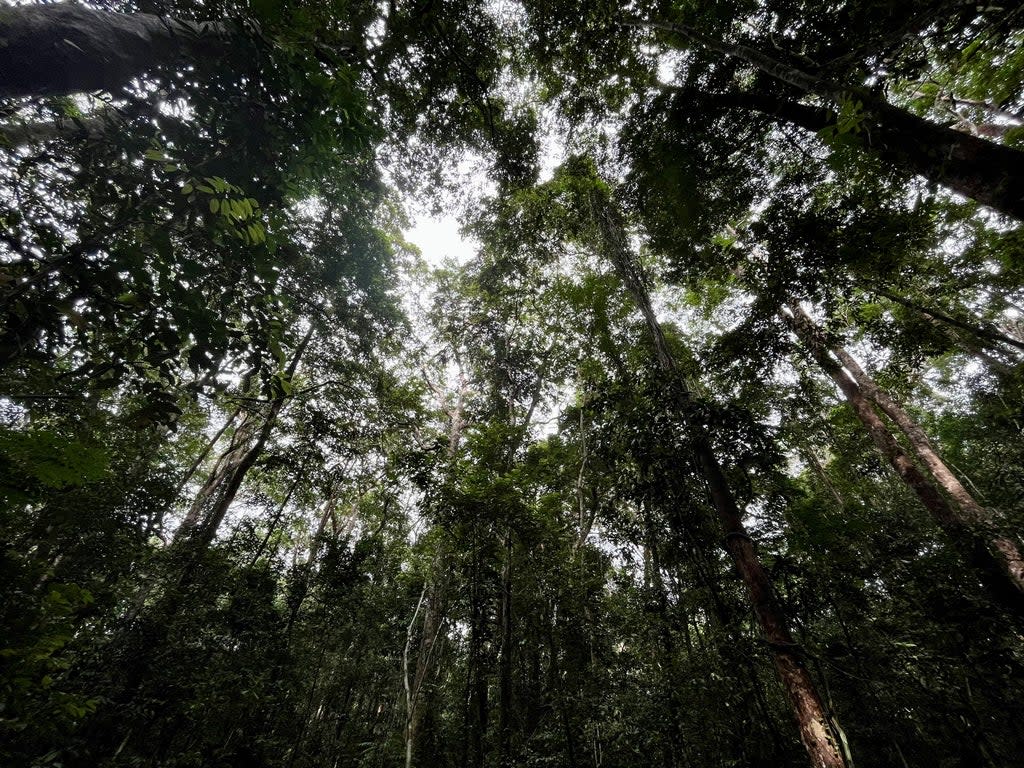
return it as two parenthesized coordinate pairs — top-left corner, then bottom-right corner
(595, 200), (846, 768)
(406, 567), (445, 768)
(701, 88), (1024, 221)
(646, 14), (1024, 220)
(175, 408), (259, 538)
(873, 288), (1024, 353)
(798, 443), (845, 510)
(785, 306), (1024, 614)
(0, 108), (116, 147)
(496, 530), (515, 766)
(645, 533), (687, 767)
(0, 3), (236, 98)
(174, 406), (241, 501)
(824, 319), (1024, 597)
(404, 585), (428, 768)
(175, 327), (313, 553)
(466, 554), (489, 768)
(544, 600), (579, 768)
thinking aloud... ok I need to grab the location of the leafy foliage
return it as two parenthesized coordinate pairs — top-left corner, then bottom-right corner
(3, 2), (1024, 768)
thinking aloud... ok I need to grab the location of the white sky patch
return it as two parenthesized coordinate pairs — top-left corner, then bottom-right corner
(404, 212), (476, 267)
(657, 51), (682, 85)
(537, 107), (567, 182)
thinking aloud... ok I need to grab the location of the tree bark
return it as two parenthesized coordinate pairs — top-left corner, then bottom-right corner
(465, 553), (489, 768)
(175, 405), (241, 501)
(645, 15), (1024, 220)
(702, 88), (1024, 221)
(496, 530), (514, 766)
(405, 373), (467, 765)
(0, 109), (116, 147)
(873, 288), (1024, 353)
(406, 566), (445, 768)
(785, 306), (1024, 614)
(175, 327), (313, 552)
(824, 322), (1024, 597)
(0, 3), (234, 98)
(595, 200), (846, 768)
(404, 585), (428, 768)
(645, 533), (687, 767)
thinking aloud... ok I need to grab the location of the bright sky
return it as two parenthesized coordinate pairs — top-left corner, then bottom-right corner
(404, 212), (476, 267)
(401, 106), (568, 268)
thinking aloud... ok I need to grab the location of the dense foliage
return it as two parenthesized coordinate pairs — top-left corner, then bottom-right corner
(2, 1), (1024, 767)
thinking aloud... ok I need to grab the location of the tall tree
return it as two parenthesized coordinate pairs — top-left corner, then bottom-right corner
(785, 304), (1024, 613)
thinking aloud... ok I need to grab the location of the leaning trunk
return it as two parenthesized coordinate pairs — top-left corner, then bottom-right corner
(708, 90), (1024, 221)
(785, 306), (1024, 614)
(175, 328), (313, 553)
(873, 288), (1024, 353)
(657, 16), (1024, 220)
(823, 320), (1024, 599)
(0, 3), (233, 98)
(595, 200), (846, 768)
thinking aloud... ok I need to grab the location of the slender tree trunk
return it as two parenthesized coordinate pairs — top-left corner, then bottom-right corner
(645, 533), (686, 767)
(175, 327), (314, 553)
(248, 472), (303, 566)
(174, 406), (241, 501)
(544, 600), (579, 768)
(874, 288), (1024, 353)
(595, 201), (846, 768)
(825, 318), (1024, 596)
(174, 406), (260, 542)
(447, 365), (469, 458)
(785, 306), (1024, 613)
(496, 530), (515, 766)
(406, 567), (445, 767)
(798, 443), (846, 510)
(466, 553), (489, 768)
(0, 3), (235, 98)
(407, 375), (467, 765)
(404, 585), (428, 768)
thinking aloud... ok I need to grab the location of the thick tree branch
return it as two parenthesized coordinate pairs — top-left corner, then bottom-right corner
(0, 3), (235, 98)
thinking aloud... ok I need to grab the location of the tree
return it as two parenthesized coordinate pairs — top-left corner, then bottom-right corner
(0, 3), (241, 98)
(4, 3), (1024, 768)
(785, 304), (1024, 614)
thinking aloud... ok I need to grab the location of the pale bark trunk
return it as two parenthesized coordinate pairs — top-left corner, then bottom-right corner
(496, 531), (514, 765)
(404, 585), (428, 768)
(595, 201), (846, 768)
(175, 408), (258, 538)
(175, 327), (313, 552)
(406, 569), (444, 767)
(406, 383), (467, 765)
(175, 405), (241, 501)
(799, 443), (845, 510)
(826, 327), (1024, 597)
(307, 494), (338, 565)
(786, 306), (1024, 613)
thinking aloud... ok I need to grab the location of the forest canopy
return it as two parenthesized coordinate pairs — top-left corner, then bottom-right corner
(2, 1), (1024, 767)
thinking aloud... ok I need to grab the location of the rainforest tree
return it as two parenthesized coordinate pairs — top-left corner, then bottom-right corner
(3, 2), (1024, 768)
